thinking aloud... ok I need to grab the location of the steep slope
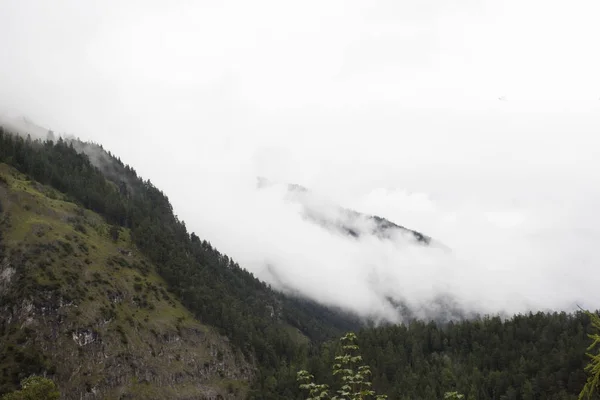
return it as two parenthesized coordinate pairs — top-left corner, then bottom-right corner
(0, 164), (251, 399)
(0, 124), (362, 399)
(1, 120), (597, 400)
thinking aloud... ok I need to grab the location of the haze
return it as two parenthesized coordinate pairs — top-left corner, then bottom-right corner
(1, 0), (599, 321)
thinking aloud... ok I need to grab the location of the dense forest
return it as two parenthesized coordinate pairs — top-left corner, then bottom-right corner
(1, 127), (599, 399)
(0, 127), (361, 396)
(299, 312), (599, 400)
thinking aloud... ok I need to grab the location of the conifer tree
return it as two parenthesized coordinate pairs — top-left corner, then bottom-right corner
(298, 332), (465, 400)
(297, 332), (388, 400)
(580, 311), (600, 399)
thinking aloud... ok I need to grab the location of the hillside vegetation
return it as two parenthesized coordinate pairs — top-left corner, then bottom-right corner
(0, 163), (251, 399)
(1, 127), (599, 400)
(0, 127), (360, 399)
(299, 313), (598, 400)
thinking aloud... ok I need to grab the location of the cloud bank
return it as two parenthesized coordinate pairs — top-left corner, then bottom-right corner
(1, 0), (600, 321)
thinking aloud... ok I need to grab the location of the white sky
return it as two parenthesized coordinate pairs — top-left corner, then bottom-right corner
(1, 0), (600, 319)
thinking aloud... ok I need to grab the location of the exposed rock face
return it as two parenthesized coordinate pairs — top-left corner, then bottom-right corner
(3, 291), (251, 399)
(0, 164), (252, 399)
(0, 258), (15, 295)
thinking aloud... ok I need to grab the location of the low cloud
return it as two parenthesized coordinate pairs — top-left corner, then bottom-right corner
(165, 142), (600, 322)
(1, 0), (600, 322)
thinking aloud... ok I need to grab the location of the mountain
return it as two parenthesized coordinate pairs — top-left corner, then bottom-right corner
(257, 178), (433, 245)
(255, 179), (463, 325)
(0, 164), (250, 399)
(0, 123), (361, 399)
(0, 122), (598, 400)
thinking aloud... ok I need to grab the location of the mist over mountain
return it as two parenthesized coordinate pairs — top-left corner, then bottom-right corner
(2, 1), (600, 398)
(1, 115), (599, 399)
(1, 0), (600, 328)
(257, 178), (433, 244)
(3, 111), (599, 326)
(0, 113), (55, 141)
(0, 116), (473, 323)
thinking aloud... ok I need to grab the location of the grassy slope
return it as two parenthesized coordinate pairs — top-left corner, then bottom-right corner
(0, 163), (250, 399)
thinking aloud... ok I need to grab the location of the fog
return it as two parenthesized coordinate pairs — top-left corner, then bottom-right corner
(1, 0), (600, 321)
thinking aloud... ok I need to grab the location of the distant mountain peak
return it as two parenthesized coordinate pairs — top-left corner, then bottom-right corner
(256, 177), (433, 246)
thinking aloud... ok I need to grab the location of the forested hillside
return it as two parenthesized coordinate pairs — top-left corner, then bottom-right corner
(0, 163), (251, 399)
(298, 312), (599, 400)
(0, 127), (361, 398)
(1, 126), (598, 399)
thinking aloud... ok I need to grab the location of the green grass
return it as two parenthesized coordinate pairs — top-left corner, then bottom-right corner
(0, 163), (249, 399)
(283, 323), (311, 346)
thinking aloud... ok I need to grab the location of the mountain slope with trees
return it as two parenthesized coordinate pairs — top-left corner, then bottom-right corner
(0, 125), (361, 398)
(0, 163), (251, 399)
(1, 125), (598, 399)
(294, 313), (599, 400)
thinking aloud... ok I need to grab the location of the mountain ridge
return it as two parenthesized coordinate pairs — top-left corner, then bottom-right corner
(1, 119), (599, 400)
(257, 178), (433, 245)
(0, 124), (362, 398)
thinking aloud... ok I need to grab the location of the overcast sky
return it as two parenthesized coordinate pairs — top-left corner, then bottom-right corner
(1, 0), (600, 320)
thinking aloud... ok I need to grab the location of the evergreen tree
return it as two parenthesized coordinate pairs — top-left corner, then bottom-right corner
(297, 333), (388, 400)
(580, 311), (600, 399)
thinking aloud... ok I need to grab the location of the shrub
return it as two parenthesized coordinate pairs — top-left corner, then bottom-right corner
(0, 375), (59, 400)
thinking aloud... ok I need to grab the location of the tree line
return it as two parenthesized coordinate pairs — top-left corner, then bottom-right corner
(1, 127), (599, 399)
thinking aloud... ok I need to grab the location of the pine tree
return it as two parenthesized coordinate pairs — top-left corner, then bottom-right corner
(580, 311), (600, 399)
